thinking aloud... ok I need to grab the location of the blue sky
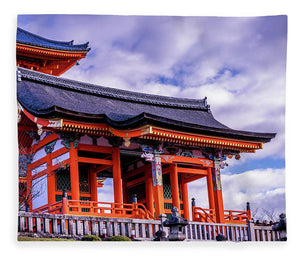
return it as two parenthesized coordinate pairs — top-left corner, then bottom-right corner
(18, 14), (287, 219)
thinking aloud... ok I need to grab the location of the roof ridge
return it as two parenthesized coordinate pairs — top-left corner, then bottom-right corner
(17, 27), (73, 46)
(17, 27), (90, 51)
(17, 67), (210, 111)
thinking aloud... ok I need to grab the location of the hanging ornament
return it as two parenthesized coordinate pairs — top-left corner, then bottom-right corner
(235, 154), (241, 160)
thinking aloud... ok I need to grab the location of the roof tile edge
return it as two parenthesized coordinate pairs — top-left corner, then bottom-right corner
(17, 67), (210, 111)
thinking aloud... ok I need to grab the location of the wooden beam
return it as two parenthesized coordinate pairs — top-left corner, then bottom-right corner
(161, 155), (214, 167)
(123, 164), (150, 180)
(31, 133), (59, 153)
(182, 174), (205, 184)
(77, 157), (113, 166)
(94, 165), (111, 173)
(177, 167), (208, 175)
(126, 176), (146, 188)
(78, 144), (113, 154)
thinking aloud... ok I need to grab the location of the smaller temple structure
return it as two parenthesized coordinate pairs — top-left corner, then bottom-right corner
(17, 27), (276, 225)
(16, 27), (90, 76)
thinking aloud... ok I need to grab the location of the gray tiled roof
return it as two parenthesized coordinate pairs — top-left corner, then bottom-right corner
(17, 27), (90, 52)
(17, 67), (275, 143)
(17, 67), (210, 110)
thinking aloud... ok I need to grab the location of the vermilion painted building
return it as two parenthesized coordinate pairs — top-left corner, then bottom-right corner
(17, 27), (275, 224)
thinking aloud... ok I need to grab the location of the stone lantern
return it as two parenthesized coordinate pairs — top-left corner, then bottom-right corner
(272, 213), (287, 241)
(163, 207), (189, 241)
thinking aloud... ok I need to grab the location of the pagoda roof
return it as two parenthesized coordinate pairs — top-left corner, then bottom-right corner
(17, 27), (90, 52)
(17, 67), (275, 143)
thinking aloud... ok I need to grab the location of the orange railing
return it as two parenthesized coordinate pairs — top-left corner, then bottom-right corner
(192, 206), (251, 224)
(31, 200), (154, 220)
(223, 209), (250, 224)
(31, 201), (63, 214)
(66, 200), (155, 219)
(192, 206), (216, 223)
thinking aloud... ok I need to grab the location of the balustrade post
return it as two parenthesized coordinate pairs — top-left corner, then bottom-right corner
(247, 219), (256, 241)
(62, 189), (68, 215)
(246, 202), (251, 220)
(129, 225), (135, 239)
(91, 220), (97, 236)
(36, 217), (42, 233)
(28, 216), (33, 232)
(61, 219), (67, 235)
(68, 219), (75, 236)
(83, 220), (90, 235)
(132, 194), (138, 217)
(191, 198), (196, 221)
(52, 218), (58, 234)
(44, 218), (50, 233)
(19, 214), (25, 232)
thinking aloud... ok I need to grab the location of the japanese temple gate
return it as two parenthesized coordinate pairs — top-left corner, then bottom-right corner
(17, 27), (275, 224)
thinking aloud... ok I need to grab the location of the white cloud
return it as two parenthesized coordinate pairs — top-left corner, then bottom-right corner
(188, 168), (285, 219)
(18, 15), (287, 220)
(97, 178), (114, 203)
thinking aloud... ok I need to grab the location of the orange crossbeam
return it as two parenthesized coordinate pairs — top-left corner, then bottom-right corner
(77, 157), (113, 166)
(177, 167), (208, 175)
(161, 155), (213, 167)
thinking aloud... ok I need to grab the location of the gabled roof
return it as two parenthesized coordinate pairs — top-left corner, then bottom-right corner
(17, 27), (90, 52)
(17, 67), (275, 143)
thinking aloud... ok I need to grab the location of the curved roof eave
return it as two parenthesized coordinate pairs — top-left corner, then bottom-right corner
(17, 67), (276, 144)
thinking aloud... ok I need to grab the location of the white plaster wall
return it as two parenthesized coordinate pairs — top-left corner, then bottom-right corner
(52, 152), (70, 166)
(31, 148), (46, 163)
(31, 163), (47, 176)
(39, 132), (47, 141)
(52, 139), (64, 152)
(31, 174), (48, 210)
(79, 135), (93, 145)
(192, 150), (205, 158)
(97, 137), (111, 147)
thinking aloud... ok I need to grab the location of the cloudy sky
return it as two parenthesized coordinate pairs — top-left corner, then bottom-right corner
(18, 14), (287, 220)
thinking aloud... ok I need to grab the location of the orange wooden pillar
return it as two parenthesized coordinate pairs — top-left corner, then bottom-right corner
(112, 147), (122, 204)
(46, 153), (56, 205)
(90, 166), (98, 202)
(122, 179), (128, 203)
(181, 174), (190, 220)
(170, 164), (180, 212)
(70, 142), (80, 201)
(146, 170), (154, 215)
(212, 160), (225, 223)
(26, 166), (32, 211)
(151, 154), (164, 218)
(206, 167), (216, 211)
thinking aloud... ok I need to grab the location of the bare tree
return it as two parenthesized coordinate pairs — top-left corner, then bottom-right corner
(19, 162), (69, 211)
